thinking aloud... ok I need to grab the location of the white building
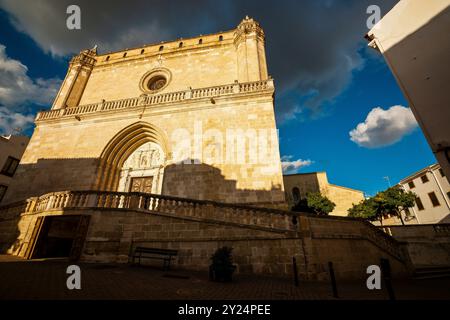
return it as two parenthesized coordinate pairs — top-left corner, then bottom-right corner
(366, 0), (450, 180)
(0, 135), (30, 204)
(380, 164), (450, 225)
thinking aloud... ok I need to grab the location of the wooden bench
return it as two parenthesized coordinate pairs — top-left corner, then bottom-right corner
(131, 247), (178, 270)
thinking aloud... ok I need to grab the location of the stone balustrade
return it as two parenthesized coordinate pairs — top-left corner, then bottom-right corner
(0, 190), (408, 263)
(35, 79), (274, 121)
(433, 224), (450, 235)
(380, 223), (450, 237)
(364, 222), (407, 262)
(0, 190), (294, 232)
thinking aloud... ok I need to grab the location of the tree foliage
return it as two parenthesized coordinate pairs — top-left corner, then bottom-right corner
(348, 197), (378, 219)
(348, 186), (416, 225)
(292, 192), (336, 216)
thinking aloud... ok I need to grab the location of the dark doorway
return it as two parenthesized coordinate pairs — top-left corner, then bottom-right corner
(30, 215), (90, 260)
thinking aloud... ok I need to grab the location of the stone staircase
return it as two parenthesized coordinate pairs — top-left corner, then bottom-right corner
(0, 190), (409, 264)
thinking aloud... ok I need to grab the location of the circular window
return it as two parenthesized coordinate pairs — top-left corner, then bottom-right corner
(147, 75), (167, 91)
(140, 68), (171, 94)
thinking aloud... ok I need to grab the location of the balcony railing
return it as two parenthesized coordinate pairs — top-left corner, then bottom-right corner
(0, 190), (407, 263)
(36, 79), (274, 121)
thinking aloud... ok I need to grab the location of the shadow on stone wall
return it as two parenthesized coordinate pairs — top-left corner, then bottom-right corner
(162, 159), (285, 205)
(2, 158), (100, 205)
(2, 157), (285, 206)
(0, 156), (286, 257)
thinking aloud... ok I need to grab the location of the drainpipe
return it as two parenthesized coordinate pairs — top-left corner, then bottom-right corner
(430, 168), (450, 211)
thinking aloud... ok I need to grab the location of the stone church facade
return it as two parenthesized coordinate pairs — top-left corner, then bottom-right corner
(2, 16), (284, 206)
(0, 18), (413, 281)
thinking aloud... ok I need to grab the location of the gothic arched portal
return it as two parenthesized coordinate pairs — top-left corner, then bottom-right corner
(95, 121), (171, 192)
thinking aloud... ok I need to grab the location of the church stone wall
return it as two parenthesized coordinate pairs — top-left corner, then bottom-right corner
(3, 17), (283, 206)
(4, 95), (284, 204)
(79, 31), (239, 105)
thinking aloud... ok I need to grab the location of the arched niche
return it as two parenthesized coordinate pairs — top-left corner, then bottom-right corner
(95, 121), (171, 191)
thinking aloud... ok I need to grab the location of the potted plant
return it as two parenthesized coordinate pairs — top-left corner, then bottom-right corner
(209, 246), (236, 282)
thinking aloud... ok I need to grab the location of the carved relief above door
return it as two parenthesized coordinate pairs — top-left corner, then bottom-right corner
(117, 141), (165, 194)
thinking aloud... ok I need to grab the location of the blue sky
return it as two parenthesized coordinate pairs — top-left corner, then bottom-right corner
(0, 1), (437, 197)
(278, 47), (436, 196)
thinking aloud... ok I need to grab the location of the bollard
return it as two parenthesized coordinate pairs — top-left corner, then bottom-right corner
(292, 257), (299, 287)
(328, 261), (338, 298)
(380, 258), (395, 300)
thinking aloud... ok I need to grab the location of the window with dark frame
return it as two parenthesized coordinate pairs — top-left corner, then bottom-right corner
(428, 192), (440, 207)
(0, 185), (7, 202)
(447, 191), (450, 200)
(439, 168), (445, 177)
(420, 174), (429, 183)
(1, 156), (20, 177)
(408, 181), (415, 189)
(415, 197), (424, 211)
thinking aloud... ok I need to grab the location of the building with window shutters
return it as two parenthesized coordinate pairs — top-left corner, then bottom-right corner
(0, 135), (29, 204)
(380, 163), (450, 225)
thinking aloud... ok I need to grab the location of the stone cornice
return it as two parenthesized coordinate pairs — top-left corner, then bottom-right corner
(399, 163), (441, 184)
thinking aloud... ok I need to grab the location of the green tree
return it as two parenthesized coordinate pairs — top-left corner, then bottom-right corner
(348, 186), (416, 225)
(348, 198), (377, 220)
(348, 195), (386, 225)
(380, 186), (416, 225)
(292, 192), (336, 216)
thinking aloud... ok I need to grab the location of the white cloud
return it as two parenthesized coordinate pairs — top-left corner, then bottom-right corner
(349, 105), (418, 148)
(281, 155), (313, 173)
(0, 44), (61, 134)
(0, 107), (35, 135)
(0, 0), (399, 121)
(0, 44), (61, 107)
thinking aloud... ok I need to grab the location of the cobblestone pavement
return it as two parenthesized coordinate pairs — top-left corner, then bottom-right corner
(0, 255), (449, 300)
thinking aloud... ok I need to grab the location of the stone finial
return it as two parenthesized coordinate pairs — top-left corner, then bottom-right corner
(234, 15), (265, 46)
(70, 46), (97, 67)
